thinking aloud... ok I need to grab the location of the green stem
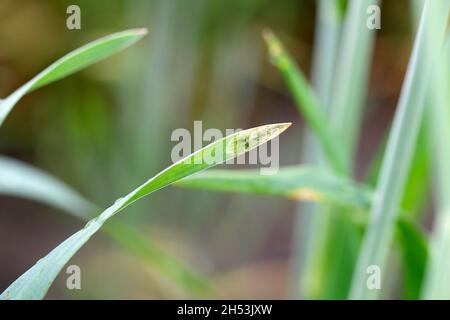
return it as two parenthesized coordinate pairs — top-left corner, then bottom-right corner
(349, 0), (449, 299)
(328, 0), (380, 166)
(301, 0), (380, 299)
(290, 0), (343, 299)
(422, 36), (450, 299)
(263, 30), (347, 174)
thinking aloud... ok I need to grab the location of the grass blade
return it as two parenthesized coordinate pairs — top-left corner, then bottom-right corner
(0, 27), (212, 297)
(422, 35), (450, 299)
(0, 156), (211, 297)
(364, 123), (430, 299)
(318, 0), (380, 298)
(349, 1), (449, 299)
(263, 30), (346, 174)
(0, 123), (290, 299)
(310, 0), (344, 106)
(177, 166), (371, 208)
(177, 164), (428, 297)
(396, 218), (428, 299)
(306, 0), (380, 299)
(328, 0), (379, 161)
(0, 28), (147, 127)
(0, 156), (94, 218)
(293, 0), (345, 299)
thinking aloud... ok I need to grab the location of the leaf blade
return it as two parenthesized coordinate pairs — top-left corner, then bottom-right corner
(0, 156), (95, 218)
(0, 123), (290, 299)
(263, 30), (347, 174)
(176, 166), (371, 209)
(0, 28), (147, 127)
(0, 155), (212, 297)
(396, 218), (428, 300)
(350, 1), (450, 299)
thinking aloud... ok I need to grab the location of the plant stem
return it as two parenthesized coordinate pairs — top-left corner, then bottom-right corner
(328, 0), (380, 166)
(422, 36), (450, 299)
(263, 30), (347, 174)
(349, 0), (450, 299)
(301, 0), (380, 299)
(290, 0), (343, 298)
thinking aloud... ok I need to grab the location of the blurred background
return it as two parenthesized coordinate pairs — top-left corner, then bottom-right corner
(0, 0), (418, 299)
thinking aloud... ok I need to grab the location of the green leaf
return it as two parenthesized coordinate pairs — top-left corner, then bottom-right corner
(365, 125), (430, 217)
(0, 123), (290, 300)
(396, 218), (428, 300)
(177, 165), (427, 298)
(0, 156), (94, 218)
(291, 0), (348, 300)
(422, 35), (450, 300)
(299, 0), (380, 300)
(262, 30), (347, 174)
(328, 0), (379, 160)
(0, 28), (147, 127)
(0, 155), (211, 297)
(400, 124), (430, 217)
(176, 166), (371, 209)
(350, 1), (449, 299)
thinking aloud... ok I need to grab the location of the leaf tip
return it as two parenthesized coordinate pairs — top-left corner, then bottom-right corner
(262, 29), (283, 58)
(135, 28), (148, 36)
(249, 122), (291, 147)
(270, 122), (292, 135)
(278, 122), (292, 129)
(261, 28), (273, 41)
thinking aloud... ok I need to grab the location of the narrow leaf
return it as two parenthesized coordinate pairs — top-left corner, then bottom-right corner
(0, 28), (147, 126)
(177, 165), (428, 294)
(422, 35), (450, 299)
(350, 1), (449, 299)
(0, 156), (94, 218)
(0, 123), (290, 299)
(177, 166), (371, 209)
(328, 0), (380, 159)
(396, 218), (428, 299)
(263, 30), (347, 174)
(293, 0), (347, 300)
(0, 155), (211, 296)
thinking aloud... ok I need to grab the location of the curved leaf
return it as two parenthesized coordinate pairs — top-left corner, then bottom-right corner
(0, 28), (147, 126)
(0, 156), (211, 296)
(0, 156), (94, 218)
(350, 1), (449, 299)
(263, 30), (347, 174)
(396, 218), (428, 299)
(0, 123), (290, 299)
(177, 166), (372, 209)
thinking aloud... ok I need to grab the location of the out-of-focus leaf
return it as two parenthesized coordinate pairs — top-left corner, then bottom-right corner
(177, 166), (372, 209)
(422, 35), (450, 300)
(0, 156), (94, 218)
(364, 120), (430, 299)
(0, 123), (290, 299)
(0, 29), (147, 126)
(396, 218), (428, 299)
(350, 1), (449, 299)
(365, 124), (430, 217)
(400, 124), (430, 216)
(290, 0), (347, 300)
(178, 164), (428, 298)
(0, 155), (211, 297)
(263, 30), (347, 174)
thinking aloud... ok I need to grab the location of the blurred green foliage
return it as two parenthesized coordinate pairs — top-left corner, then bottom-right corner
(1, 0), (434, 299)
